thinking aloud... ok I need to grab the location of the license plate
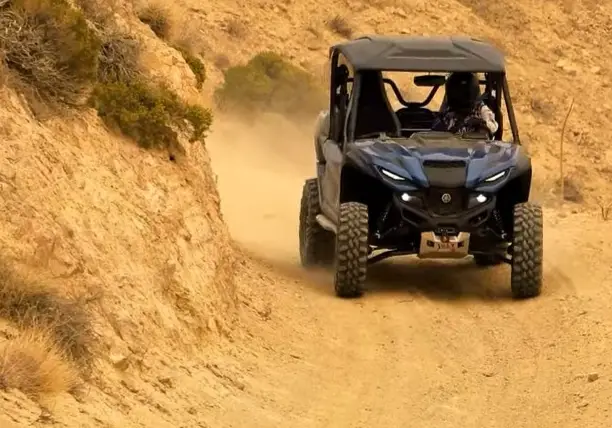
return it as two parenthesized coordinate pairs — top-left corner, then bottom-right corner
(436, 241), (458, 252)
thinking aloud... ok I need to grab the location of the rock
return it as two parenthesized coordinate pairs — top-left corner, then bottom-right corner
(110, 353), (131, 372)
(121, 378), (139, 394)
(555, 59), (579, 75)
(587, 372), (599, 382)
(158, 376), (174, 389)
(207, 317), (218, 334)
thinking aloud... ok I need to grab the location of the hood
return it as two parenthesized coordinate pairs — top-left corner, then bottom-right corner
(345, 133), (522, 188)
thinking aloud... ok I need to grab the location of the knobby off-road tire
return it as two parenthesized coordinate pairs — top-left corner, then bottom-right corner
(510, 202), (543, 299)
(334, 202), (369, 298)
(299, 178), (335, 267)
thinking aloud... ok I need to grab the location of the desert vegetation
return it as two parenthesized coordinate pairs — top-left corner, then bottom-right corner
(0, 262), (95, 397)
(0, 0), (217, 400)
(214, 51), (326, 120)
(0, 0), (212, 152)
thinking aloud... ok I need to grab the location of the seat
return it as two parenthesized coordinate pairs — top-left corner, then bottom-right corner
(395, 106), (437, 130)
(353, 70), (401, 139)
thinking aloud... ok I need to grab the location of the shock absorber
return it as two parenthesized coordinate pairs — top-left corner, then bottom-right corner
(375, 202), (392, 239)
(492, 209), (507, 240)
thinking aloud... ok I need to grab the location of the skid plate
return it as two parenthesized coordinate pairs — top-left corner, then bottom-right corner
(418, 231), (470, 259)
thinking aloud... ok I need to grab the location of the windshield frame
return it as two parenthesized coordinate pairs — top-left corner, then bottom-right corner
(339, 69), (520, 150)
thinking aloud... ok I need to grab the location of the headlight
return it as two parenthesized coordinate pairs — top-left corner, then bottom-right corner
(379, 167), (407, 181)
(483, 169), (507, 183)
(467, 193), (490, 208)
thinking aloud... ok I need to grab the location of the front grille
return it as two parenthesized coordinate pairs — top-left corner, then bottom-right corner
(422, 161), (467, 187)
(426, 188), (466, 216)
(422, 160), (467, 168)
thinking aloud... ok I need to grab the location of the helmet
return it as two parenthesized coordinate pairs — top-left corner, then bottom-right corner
(445, 72), (480, 111)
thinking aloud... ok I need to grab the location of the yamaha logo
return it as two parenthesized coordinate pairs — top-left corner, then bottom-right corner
(441, 193), (452, 204)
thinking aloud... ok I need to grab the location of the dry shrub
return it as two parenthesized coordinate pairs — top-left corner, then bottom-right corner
(172, 19), (207, 55)
(214, 51), (326, 120)
(98, 31), (143, 84)
(560, 176), (583, 203)
(138, 3), (172, 39)
(530, 96), (554, 120)
(165, 20), (208, 90)
(226, 17), (247, 38)
(76, 0), (121, 26)
(0, 264), (96, 374)
(0, 0), (101, 105)
(326, 15), (353, 38)
(0, 328), (80, 397)
(174, 45), (206, 89)
(91, 80), (212, 150)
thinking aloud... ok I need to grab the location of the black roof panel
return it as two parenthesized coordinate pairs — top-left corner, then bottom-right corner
(331, 35), (506, 72)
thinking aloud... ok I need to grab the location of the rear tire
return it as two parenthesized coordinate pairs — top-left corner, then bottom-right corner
(510, 202), (543, 299)
(334, 202), (369, 298)
(299, 178), (335, 267)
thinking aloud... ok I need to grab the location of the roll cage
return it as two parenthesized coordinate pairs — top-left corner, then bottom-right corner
(327, 36), (521, 152)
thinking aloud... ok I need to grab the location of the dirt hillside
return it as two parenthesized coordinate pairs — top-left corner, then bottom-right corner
(0, 0), (612, 427)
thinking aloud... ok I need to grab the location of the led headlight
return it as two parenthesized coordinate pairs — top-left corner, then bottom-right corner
(483, 169), (507, 183)
(380, 167), (406, 181)
(468, 193), (490, 208)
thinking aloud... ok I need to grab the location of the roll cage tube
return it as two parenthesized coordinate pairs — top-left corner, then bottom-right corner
(328, 50), (341, 143)
(328, 47), (521, 147)
(346, 76), (442, 109)
(502, 74), (521, 145)
(345, 70), (361, 146)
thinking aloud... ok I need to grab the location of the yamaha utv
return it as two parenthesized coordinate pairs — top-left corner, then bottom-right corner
(298, 35), (543, 299)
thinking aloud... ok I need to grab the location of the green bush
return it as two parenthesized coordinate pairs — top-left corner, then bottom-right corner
(90, 80), (212, 150)
(175, 46), (206, 89)
(0, 0), (101, 104)
(214, 51), (326, 118)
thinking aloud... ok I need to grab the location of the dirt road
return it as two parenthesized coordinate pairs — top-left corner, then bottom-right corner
(205, 117), (612, 428)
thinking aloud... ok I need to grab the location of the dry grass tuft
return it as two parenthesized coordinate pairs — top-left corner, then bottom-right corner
(0, 328), (80, 397)
(326, 15), (353, 38)
(225, 17), (247, 38)
(0, 264), (96, 375)
(138, 3), (172, 40)
(76, 0), (121, 26)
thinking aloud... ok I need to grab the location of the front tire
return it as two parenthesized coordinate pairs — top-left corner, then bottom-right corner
(334, 202), (369, 298)
(299, 178), (335, 267)
(510, 202), (543, 299)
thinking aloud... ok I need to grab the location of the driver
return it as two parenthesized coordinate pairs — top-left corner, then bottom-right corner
(432, 72), (499, 135)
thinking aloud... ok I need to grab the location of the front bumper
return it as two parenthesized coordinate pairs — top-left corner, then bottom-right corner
(392, 191), (496, 233)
